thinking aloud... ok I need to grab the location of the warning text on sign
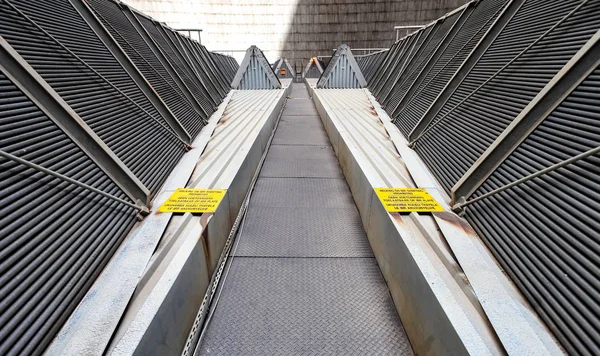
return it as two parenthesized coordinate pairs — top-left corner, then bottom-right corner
(375, 188), (444, 213)
(159, 188), (227, 213)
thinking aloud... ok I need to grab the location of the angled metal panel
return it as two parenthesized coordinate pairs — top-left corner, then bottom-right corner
(408, 0), (525, 142)
(452, 29), (600, 203)
(121, 4), (209, 118)
(0, 36), (150, 206)
(156, 23), (219, 109)
(69, 0), (191, 144)
(391, 4), (474, 116)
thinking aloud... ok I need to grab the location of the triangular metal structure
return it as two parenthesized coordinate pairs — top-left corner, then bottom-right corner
(272, 58), (296, 79)
(231, 45), (281, 89)
(302, 57), (324, 79)
(317, 44), (366, 88)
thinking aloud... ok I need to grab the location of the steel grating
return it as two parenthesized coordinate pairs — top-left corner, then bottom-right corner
(0, 71), (137, 356)
(235, 207), (372, 257)
(198, 258), (411, 356)
(466, 66), (600, 355)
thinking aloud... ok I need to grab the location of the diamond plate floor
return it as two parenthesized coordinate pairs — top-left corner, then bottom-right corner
(198, 258), (411, 356)
(197, 83), (412, 355)
(235, 206), (372, 257)
(272, 125), (330, 145)
(260, 146), (342, 178)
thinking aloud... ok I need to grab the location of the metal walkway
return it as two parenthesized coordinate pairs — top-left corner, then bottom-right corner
(197, 83), (412, 355)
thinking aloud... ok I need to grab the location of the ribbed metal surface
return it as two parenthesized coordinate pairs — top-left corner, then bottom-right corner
(211, 51), (238, 84)
(385, 12), (461, 115)
(162, 28), (222, 106)
(394, 0), (508, 136)
(377, 27), (432, 103)
(369, 38), (408, 98)
(87, 0), (207, 137)
(239, 53), (279, 89)
(319, 54), (362, 88)
(0, 1), (237, 355)
(356, 50), (387, 84)
(0, 0), (185, 193)
(272, 58), (295, 79)
(416, 0), (600, 193)
(134, 14), (214, 116)
(304, 59), (325, 79)
(466, 66), (600, 355)
(0, 70), (137, 356)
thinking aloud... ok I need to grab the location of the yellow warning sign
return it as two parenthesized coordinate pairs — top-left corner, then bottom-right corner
(375, 188), (444, 213)
(159, 188), (226, 213)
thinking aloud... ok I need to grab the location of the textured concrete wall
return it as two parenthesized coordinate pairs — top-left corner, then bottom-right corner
(125, 0), (469, 68)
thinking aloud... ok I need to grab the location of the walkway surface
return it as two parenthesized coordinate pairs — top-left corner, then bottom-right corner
(197, 83), (412, 355)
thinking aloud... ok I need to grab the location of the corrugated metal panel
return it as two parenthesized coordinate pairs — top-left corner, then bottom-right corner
(0, 0), (183, 193)
(466, 66), (600, 355)
(272, 58), (295, 79)
(356, 50), (388, 84)
(211, 52), (238, 83)
(162, 28), (221, 105)
(134, 14), (214, 116)
(0, 1), (236, 355)
(378, 28), (432, 103)
(317, 45), (366, 89)
(0, 70), (137, 356)
(364, 0), (600, 352)
(415, 0), (600, 193)
(87, 0), (207, 137)
(232, 46), (280, 90)
(394, 0), (508, 136)
(240, 55), (276, 89)
(385, 11), (462, 115)
(303, 58), (325, 79)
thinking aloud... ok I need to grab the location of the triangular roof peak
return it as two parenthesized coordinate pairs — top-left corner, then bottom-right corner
(317, 44), (366, 89)
(231, 45), (281, 89)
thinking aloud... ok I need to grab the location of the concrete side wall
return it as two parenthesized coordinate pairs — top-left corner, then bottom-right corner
(124, 0), (468, 67)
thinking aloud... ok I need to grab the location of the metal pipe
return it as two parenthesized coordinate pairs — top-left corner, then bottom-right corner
(0, 150), (149, 213)
(395, 25), (425, 41)
(453, 145), (600, 211)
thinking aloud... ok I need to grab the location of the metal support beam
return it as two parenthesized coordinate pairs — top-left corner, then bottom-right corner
(451, 29), (600, 203)
(121, 4), (209, 118)
(0, 36), (150, 206)
(408, 0), (524, 142)
(69, 0), (191, 144)
(390, 4), (474, 116)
